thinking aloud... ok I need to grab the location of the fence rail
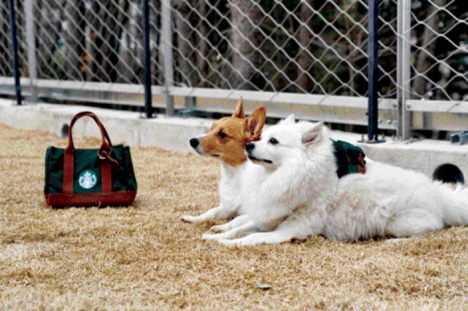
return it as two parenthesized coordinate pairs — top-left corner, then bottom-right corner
(0, 0), (467, 138)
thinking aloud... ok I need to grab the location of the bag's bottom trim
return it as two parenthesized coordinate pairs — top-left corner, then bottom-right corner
(45, 191), (137, 207)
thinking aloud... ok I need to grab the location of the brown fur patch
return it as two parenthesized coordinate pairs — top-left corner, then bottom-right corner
(198, 97), (266, 167)
(199, 117), (249, 167)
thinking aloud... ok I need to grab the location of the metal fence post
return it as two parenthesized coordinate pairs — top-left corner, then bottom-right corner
(367, 0), (379, 141)
(397, 0), (411, 140)
(8, 0), (22, 106)
(161, 0), (175, 116)
(25, 0), (37, 102)
(142, 0), (154, 118)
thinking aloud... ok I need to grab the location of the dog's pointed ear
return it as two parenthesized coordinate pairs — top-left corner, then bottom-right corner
(232, 97), (245, 119)
(302, 122), (324, 145)
(245, 106), (266, 141)
(283, 114), (295, 125)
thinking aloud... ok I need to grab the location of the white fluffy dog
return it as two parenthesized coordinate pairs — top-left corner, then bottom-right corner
(205, 115), (468, 246)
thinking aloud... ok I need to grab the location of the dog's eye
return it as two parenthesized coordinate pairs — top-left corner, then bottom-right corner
(218, 131), (227, 139)
(269, 138), (279, 145)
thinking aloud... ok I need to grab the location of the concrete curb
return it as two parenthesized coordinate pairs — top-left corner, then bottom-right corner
(1, 99), (467, 178)
(0, 99), (211, 153)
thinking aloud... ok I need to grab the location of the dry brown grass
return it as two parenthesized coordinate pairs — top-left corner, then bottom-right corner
(1, 122), (468, 310)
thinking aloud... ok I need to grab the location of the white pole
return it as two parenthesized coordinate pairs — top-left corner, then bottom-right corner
(161, 0), (174, 116)
(25, 0), (37, 102)
(397, 0), (411, 140)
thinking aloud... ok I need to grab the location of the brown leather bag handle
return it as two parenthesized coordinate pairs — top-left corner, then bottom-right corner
(63, 112), (116, 195)
(65, 111), (113, 157)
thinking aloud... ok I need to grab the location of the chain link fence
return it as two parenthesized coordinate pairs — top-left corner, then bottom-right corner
(0, 0), (467, 136)
(408, 0), (468, 101)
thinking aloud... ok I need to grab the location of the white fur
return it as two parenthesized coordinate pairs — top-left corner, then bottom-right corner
(323, 162), (468, 242)
(182, 133), (267, 224)
(207, 117), (468, 246)
(203, 117), (338, 242)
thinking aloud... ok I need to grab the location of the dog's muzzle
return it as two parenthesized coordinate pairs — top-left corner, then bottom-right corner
(190, 138), (204, 155)
(190, 138), (199, 149)
(245, 142), (255, 154)
(246, 143), (272, 164)
(248, 156), (273, 164)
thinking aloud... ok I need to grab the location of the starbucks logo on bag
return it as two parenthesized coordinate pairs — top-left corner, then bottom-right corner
(78, 170), (97, 189)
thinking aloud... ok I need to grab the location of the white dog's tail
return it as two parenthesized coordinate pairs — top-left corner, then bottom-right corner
(443, 187), (468, 226)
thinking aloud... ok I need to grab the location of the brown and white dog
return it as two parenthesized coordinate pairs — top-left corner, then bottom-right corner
(182, 97), (266, 230)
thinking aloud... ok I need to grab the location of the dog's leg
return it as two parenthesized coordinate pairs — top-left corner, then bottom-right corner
(202, 220), (257, 241)
(217, 231), (299, 246)
(385, 209), (444, 238)
(217, 210), (325, 246)
(210, 214), (251, 233)
(181, 204), (236, 223)
(217, 220), (312, 246)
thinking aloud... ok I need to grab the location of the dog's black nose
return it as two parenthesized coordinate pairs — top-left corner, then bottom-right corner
(190, 138), (199, 149)
(245, 143), (255, 153)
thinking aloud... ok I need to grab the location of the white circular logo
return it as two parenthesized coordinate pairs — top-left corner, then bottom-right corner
(78, 170), (97, 189)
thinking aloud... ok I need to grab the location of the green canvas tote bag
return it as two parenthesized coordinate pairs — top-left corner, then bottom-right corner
(44, 111), (137, 207)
